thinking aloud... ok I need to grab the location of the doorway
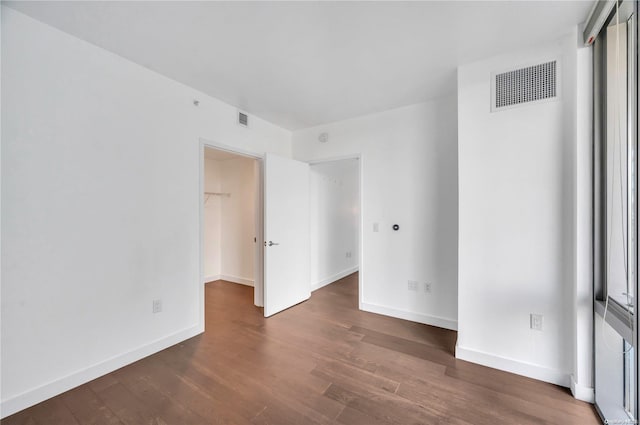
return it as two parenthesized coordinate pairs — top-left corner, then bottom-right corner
(309, 157), (361, 298)
(199, 141), (363, 319)
(202, 144), (263, 308)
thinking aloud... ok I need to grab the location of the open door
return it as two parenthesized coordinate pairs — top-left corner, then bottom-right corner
(263, 153), (310, 317)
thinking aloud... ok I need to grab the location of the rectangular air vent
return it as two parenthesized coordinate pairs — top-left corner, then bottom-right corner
(238, 111), (249, 127)
(492, 60), (558, 111)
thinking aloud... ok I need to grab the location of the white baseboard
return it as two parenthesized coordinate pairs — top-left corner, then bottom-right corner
(0, 325), (202, 419)
(570, 374), (595, 403)
(203, 274), (221, 284)
(455, 344), (570, 388)
(360, 301), (457, 331)
(220, 275), (254, 287)
(311, 266), (359, 292)
(204, 274), (254, 287)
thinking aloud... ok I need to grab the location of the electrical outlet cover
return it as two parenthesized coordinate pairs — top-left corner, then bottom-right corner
(530, 313), (543, 331)
(153, 299), (162, 314)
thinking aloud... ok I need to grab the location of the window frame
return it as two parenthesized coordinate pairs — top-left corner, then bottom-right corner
(593, 0), (638, 344)
(593, 0), (639, 422)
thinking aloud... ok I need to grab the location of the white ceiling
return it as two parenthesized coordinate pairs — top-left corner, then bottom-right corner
(6, 1), (593, 130)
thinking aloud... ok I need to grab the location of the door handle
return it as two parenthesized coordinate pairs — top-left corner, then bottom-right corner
(267, 241), (279, 247)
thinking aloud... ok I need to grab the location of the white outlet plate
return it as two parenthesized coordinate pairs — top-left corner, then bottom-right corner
(408, 280), (419, 291)
(373, 222), (379, 232)
(424, 282), (432, 293)
(530, 313), (543, 331)
(153, 299), (162, 314)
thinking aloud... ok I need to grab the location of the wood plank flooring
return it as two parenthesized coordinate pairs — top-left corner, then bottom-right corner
(2, 273), (600, 424)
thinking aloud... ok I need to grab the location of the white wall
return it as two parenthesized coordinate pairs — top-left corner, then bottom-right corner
(203, 158), (222, 281)
(309, 159), (359, 290)
(293, 98), (458, 330)
(456, 30), (591, 391)
(1, 7), (291, 418)
(219, 157), (257, 285)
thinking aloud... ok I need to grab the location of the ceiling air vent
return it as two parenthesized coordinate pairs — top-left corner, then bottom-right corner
(491, 60), (558, 112)
(238, 111), (249, 128)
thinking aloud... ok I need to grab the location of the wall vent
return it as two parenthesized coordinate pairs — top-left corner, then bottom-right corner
(492, 60), (558, 111)
(238, 111), (249, 127)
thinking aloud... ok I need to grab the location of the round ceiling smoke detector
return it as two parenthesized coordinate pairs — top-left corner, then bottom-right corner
(318, 132), (329, 143)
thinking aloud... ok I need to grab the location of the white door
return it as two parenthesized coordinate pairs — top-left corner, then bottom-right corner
(263, 153), (310, 317)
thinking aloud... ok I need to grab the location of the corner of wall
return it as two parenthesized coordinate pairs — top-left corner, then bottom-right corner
(362, 302), (458, 331)
(0, 325), (203, 419)
(455, 344), (570, 388)
(570, 374), (595, 403)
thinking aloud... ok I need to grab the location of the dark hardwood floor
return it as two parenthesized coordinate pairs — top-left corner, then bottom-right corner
(3, 273), (600, 424)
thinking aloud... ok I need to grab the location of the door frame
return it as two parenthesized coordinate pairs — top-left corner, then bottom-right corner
(199, 137), (265, 322)
(198, 141), (365, 320)
(307, 154), (364, 311)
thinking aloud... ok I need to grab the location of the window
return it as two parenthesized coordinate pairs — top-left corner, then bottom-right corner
(605, 11), (636, 313)
(593, 0), (638, 423)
